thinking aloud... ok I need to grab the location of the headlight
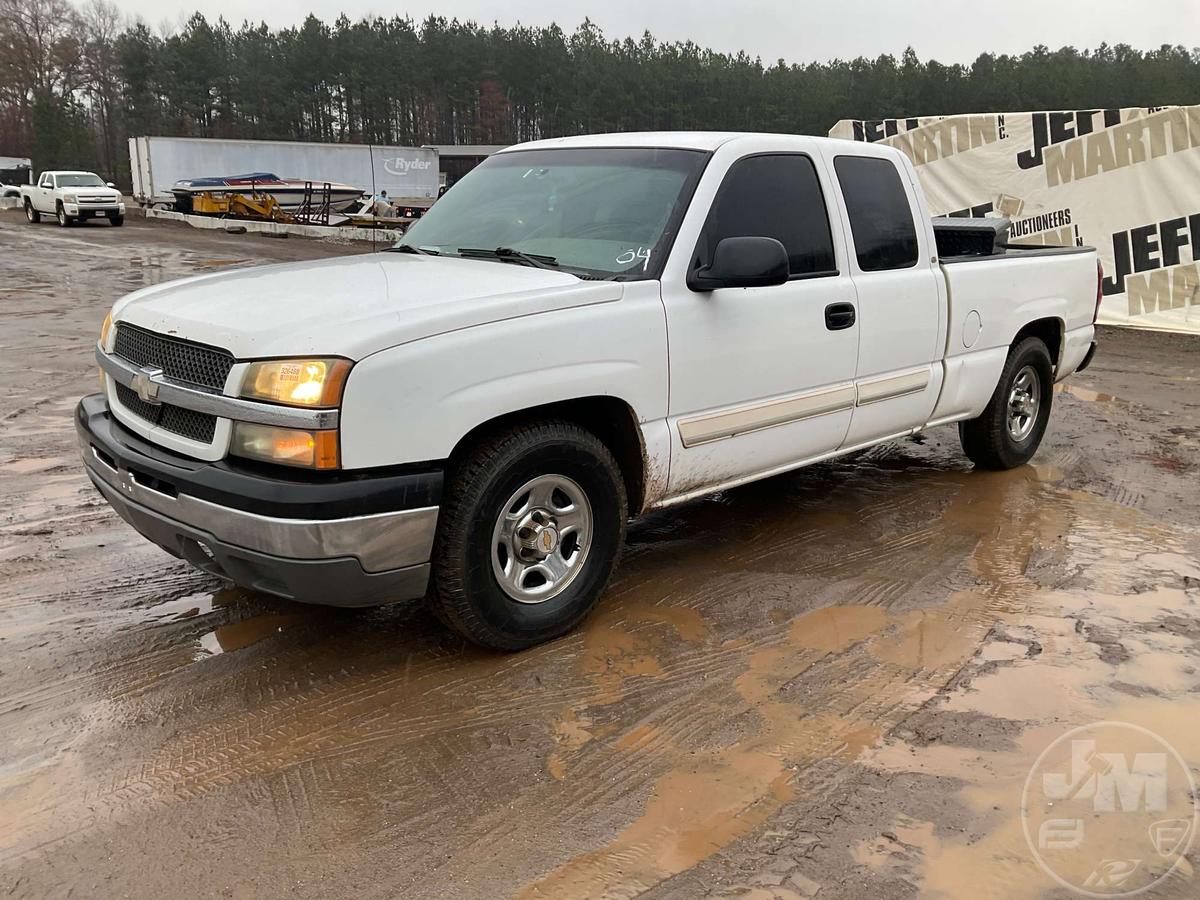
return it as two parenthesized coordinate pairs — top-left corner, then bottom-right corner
(240, 358), (351, 408)
(62, 193), (77, 203)
(230, 423), (339, 469)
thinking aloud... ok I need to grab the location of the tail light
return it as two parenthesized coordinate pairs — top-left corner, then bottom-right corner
(1094, 260), (1104, 323)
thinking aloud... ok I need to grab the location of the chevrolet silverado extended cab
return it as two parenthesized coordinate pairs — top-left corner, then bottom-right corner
(78, 132), (1100, 649)
(22, 170), (125, 226)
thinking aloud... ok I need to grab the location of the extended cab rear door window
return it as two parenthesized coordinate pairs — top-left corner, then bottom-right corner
(700, 154), (837, 278)
(833, 155), (919, 271)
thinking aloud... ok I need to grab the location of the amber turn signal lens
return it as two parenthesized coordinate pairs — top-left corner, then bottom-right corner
(98, 312), (114, 390)
(230, 422), (339, 469)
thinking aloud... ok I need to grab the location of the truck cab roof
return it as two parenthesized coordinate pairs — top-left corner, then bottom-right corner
(499, 131), (887, 155)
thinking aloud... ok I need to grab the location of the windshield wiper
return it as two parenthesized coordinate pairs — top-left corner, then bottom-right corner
(457, 247), (559, 270)
(393, 244), (439, 255)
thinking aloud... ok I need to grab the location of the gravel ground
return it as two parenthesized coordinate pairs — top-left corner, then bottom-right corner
(1, 208), (1198, 899)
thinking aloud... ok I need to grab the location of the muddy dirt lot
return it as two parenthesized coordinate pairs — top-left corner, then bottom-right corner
(2, 208), (1199, 899)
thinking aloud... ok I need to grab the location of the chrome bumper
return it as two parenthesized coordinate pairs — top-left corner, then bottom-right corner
(64, 202), (123, 215)
(78, 397), (440, 607)
(84, 440), (437, 572)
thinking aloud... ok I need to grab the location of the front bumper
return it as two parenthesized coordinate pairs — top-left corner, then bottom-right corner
(64, 202), (124, 218)
(76, 394), (442, 607)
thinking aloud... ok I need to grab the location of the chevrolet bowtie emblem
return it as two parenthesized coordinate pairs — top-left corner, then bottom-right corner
(133, 366), (163, 404)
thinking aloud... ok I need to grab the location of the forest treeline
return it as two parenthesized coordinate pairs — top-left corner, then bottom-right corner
(2, 0), (1198, 186)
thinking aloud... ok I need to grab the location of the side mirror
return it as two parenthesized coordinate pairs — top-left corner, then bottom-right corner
(106, 182), (116, 189)
(688, 236), (790, 291)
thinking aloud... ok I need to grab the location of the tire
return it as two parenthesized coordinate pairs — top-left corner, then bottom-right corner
(959, 336), (1054, 470)
(56, 204), (72, 227)
(25, 200), (40, 223)
(110, 214), (124, 227)
(428, 420), (627, 650)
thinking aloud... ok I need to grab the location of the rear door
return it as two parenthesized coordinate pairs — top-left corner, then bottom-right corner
(825, 150), (946, 447)
(660, 145), (859, 497)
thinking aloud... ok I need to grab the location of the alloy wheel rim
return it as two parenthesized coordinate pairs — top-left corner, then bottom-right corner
(490, 474), (593, 604)
(1007, 364), (1041, 442)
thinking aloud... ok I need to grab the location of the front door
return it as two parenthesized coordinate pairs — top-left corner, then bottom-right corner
(36, 173), (54, 212)
(660, 150), (859, 498)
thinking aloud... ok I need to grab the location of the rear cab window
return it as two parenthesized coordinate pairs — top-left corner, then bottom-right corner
(698, 154), (837, 278)
(833, 155), (919, 271)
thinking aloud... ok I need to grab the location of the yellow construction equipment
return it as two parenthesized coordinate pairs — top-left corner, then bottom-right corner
(188, 190), (295, 222)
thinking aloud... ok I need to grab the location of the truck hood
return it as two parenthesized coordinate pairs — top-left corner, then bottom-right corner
(112, 252), (623, 360)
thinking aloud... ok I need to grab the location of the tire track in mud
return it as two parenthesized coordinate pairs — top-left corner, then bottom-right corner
(439, 468), (1081, 899)
(1, 632), (596, 862)
(421, 621), (987, 900)
(2, 453), (1171, 898)
(0, 458), (978, 869)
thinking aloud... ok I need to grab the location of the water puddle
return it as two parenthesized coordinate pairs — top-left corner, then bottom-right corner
(854, 513), (1200, 899)
(1056, 383), (1118, 403)
(516, 463), (1197, 897)
(196, 613), (305, 657)
(122, 251), (254, 286)
(136, 587), (312, 660)
(193, 257), (252, 269)
(865, 696), (1200, 899)
(141, 589), (239, 623)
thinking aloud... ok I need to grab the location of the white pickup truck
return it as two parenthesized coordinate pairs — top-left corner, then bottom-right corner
(78, 132), (1100, 649)
(22, 170), (125, 226)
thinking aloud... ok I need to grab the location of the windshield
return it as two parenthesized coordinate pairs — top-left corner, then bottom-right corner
(57, 174), (106, 188)
(398, 148), (708, 279)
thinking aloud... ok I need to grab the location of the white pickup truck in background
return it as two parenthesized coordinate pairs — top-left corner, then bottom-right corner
(22, 170), (125, 227)
(78, 132), (1100, 649)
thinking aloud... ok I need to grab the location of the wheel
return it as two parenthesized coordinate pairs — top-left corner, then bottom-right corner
(56, 204), (72, 227)
(25, 200), (40, 223)
(428, 420), (627, 650)
(959, 336), (1054, 470)
(110, 214), (124, 227)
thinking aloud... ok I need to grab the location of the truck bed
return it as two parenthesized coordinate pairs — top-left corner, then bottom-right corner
(940, 240), (1097, 357)
(928, 240), (1099, 426)
(941, 243), (1095, 264)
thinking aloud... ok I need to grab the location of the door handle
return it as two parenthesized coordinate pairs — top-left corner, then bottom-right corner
(825, 302), (856, 330)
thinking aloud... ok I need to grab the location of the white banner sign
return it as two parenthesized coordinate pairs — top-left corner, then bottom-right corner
(830, 107), (1200, 333)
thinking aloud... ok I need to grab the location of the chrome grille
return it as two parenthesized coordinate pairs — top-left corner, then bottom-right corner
(115, 383), (217, 443)
(113, 323), (234, 391)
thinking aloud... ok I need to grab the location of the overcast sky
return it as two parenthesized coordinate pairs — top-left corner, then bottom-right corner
(110, 0), (1197, 65)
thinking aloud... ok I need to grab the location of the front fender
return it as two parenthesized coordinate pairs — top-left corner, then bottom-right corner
(338, 282), (669, 470)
